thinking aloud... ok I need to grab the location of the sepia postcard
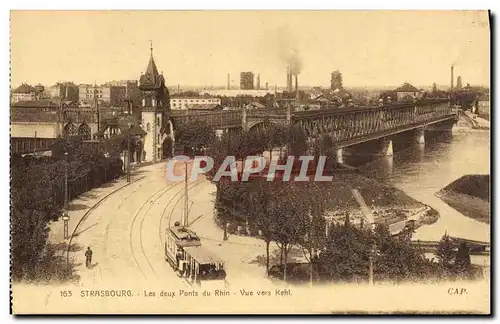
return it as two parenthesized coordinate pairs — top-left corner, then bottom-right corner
(9, 10), (491, 315)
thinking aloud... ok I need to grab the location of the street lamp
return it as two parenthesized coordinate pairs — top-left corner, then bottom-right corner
(127, 122), (132, 183)
(63, 151), (70, 239)
(368, 242), (379, 286)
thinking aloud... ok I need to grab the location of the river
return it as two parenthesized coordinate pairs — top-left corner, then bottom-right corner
(358, 130), (490, 245)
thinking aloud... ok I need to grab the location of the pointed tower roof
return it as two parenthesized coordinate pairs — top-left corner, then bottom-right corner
(145, 55), (159, 80)
(139, 41), (164, 90)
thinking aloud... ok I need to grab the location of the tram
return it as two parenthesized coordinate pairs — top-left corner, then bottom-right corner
(164, 160), (226, 287)
(165, 222), (227, 287)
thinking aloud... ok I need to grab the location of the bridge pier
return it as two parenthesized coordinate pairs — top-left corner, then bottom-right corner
(341, 138), (390, 166)
(424, 119), (454, 144)
(389, 128), (425, 152)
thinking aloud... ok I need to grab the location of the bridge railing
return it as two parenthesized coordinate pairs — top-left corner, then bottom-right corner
(172, 109), (243, 128)
(295, 100), (454, 142)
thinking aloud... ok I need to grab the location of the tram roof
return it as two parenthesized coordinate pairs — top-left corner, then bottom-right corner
(184, 246), (224, 265)
(168, 226), (201, 247)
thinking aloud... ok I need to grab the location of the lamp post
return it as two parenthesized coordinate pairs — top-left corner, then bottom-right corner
(368, 242), (379, 286)
(127, 122), (132, 183)
(63, 151), (70, 239)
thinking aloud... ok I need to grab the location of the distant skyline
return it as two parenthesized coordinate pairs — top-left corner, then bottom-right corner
(11, 11), (490, 89)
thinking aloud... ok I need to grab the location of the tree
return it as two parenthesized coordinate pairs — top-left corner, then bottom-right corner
(436, 233), (456, 267)
(268, 182), (309, 282)
(286, 124), (308, 157)
(175, 119), (215, 156)
(297, 209), (326, 285)
(247, 178), (275, 274)
(319, 221), (372, 282)
(455, 242), (471, 275)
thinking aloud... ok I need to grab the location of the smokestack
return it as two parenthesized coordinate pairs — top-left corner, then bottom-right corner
(286, 65), (290, 91)
(227, 73), (230, 90)
(286, 66), (293, 92)
(256, 74), (260, 90)
(295, 74), (299, 101)
(450, 65), (454, 91)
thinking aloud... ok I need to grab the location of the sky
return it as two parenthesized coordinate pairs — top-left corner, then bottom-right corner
(10, 10), (490, 89)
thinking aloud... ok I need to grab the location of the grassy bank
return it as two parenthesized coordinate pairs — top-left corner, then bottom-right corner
(216, 170), (439, 232)
(436, 191), (490, 224)
(437, 174), (490, 224)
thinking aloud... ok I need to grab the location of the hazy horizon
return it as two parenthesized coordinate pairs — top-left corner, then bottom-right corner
(11, 11), (490, 90)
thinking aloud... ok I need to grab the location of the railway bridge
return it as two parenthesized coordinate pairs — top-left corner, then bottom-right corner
(11, 99), (457, 163)
(171, 98), (457, 164)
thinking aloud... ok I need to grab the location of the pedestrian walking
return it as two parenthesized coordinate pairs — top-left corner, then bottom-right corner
(85, 247), (93, 268)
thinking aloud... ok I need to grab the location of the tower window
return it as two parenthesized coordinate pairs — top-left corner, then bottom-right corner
(156, 117), (160, 126)
(142, 98), (146, 107)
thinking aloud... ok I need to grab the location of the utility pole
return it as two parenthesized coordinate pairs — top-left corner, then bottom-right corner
(63, 152), (70, 239)
(368, 243), (375, 285)
(127, 124), (131, 183)
(33, 131), (37, 156)
(184, 160), (189, 227)
(94, 81), (100, 135)
(309, 210), (314, 288)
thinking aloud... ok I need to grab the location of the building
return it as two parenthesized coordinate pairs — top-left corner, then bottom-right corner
(138, 44), (172, 162)
(393, 83), (420, 101)
(48, 82), (79, 103)
(107, 80), (140, 107)
(456, 76), (463, 90)
(11, 84), (36, 103)
(330, 70), (343, 91)
(185, 103), (223, 112)
(170, 97), (221, 110)
(78, 83), (128, 107)
(240, 72), (254, 90)
(201, 89), (276, 97)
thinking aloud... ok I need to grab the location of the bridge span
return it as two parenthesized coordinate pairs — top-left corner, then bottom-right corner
(11, 99), (457, 159)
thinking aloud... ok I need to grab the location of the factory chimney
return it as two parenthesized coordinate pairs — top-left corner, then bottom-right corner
(286, 66), (291, 92)
(295, 74), (299, 101)
(287, 66), (294, 93)
(450, 65), (454, 92)
(256, 74), (260, 90)
(227, 73), (230, 90)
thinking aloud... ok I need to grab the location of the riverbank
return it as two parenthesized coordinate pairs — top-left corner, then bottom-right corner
(436, 175), (490, 224)
(217, 169), (439, 234)
(320, 171), (439, 230)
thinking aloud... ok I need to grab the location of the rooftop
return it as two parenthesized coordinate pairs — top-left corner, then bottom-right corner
(186, 103), (222, 111)
(394, 83), (419, 92)
(13, 83), (35, 94)
(11, 99), (61, 107)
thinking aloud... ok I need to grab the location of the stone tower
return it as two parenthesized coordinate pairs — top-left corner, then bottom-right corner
(139, 42), (171, 162)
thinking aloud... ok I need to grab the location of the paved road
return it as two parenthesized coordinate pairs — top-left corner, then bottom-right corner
(69, 162), (201, 286)
(69, 161), (277, 288)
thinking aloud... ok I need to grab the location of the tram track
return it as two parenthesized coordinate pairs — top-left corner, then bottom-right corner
(158, 178), (207, 247)
(129, 181), (184, 280)
(131, 172), (207, 280)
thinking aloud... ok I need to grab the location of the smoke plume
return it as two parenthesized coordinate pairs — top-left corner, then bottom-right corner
(275, 26), (303, 75)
